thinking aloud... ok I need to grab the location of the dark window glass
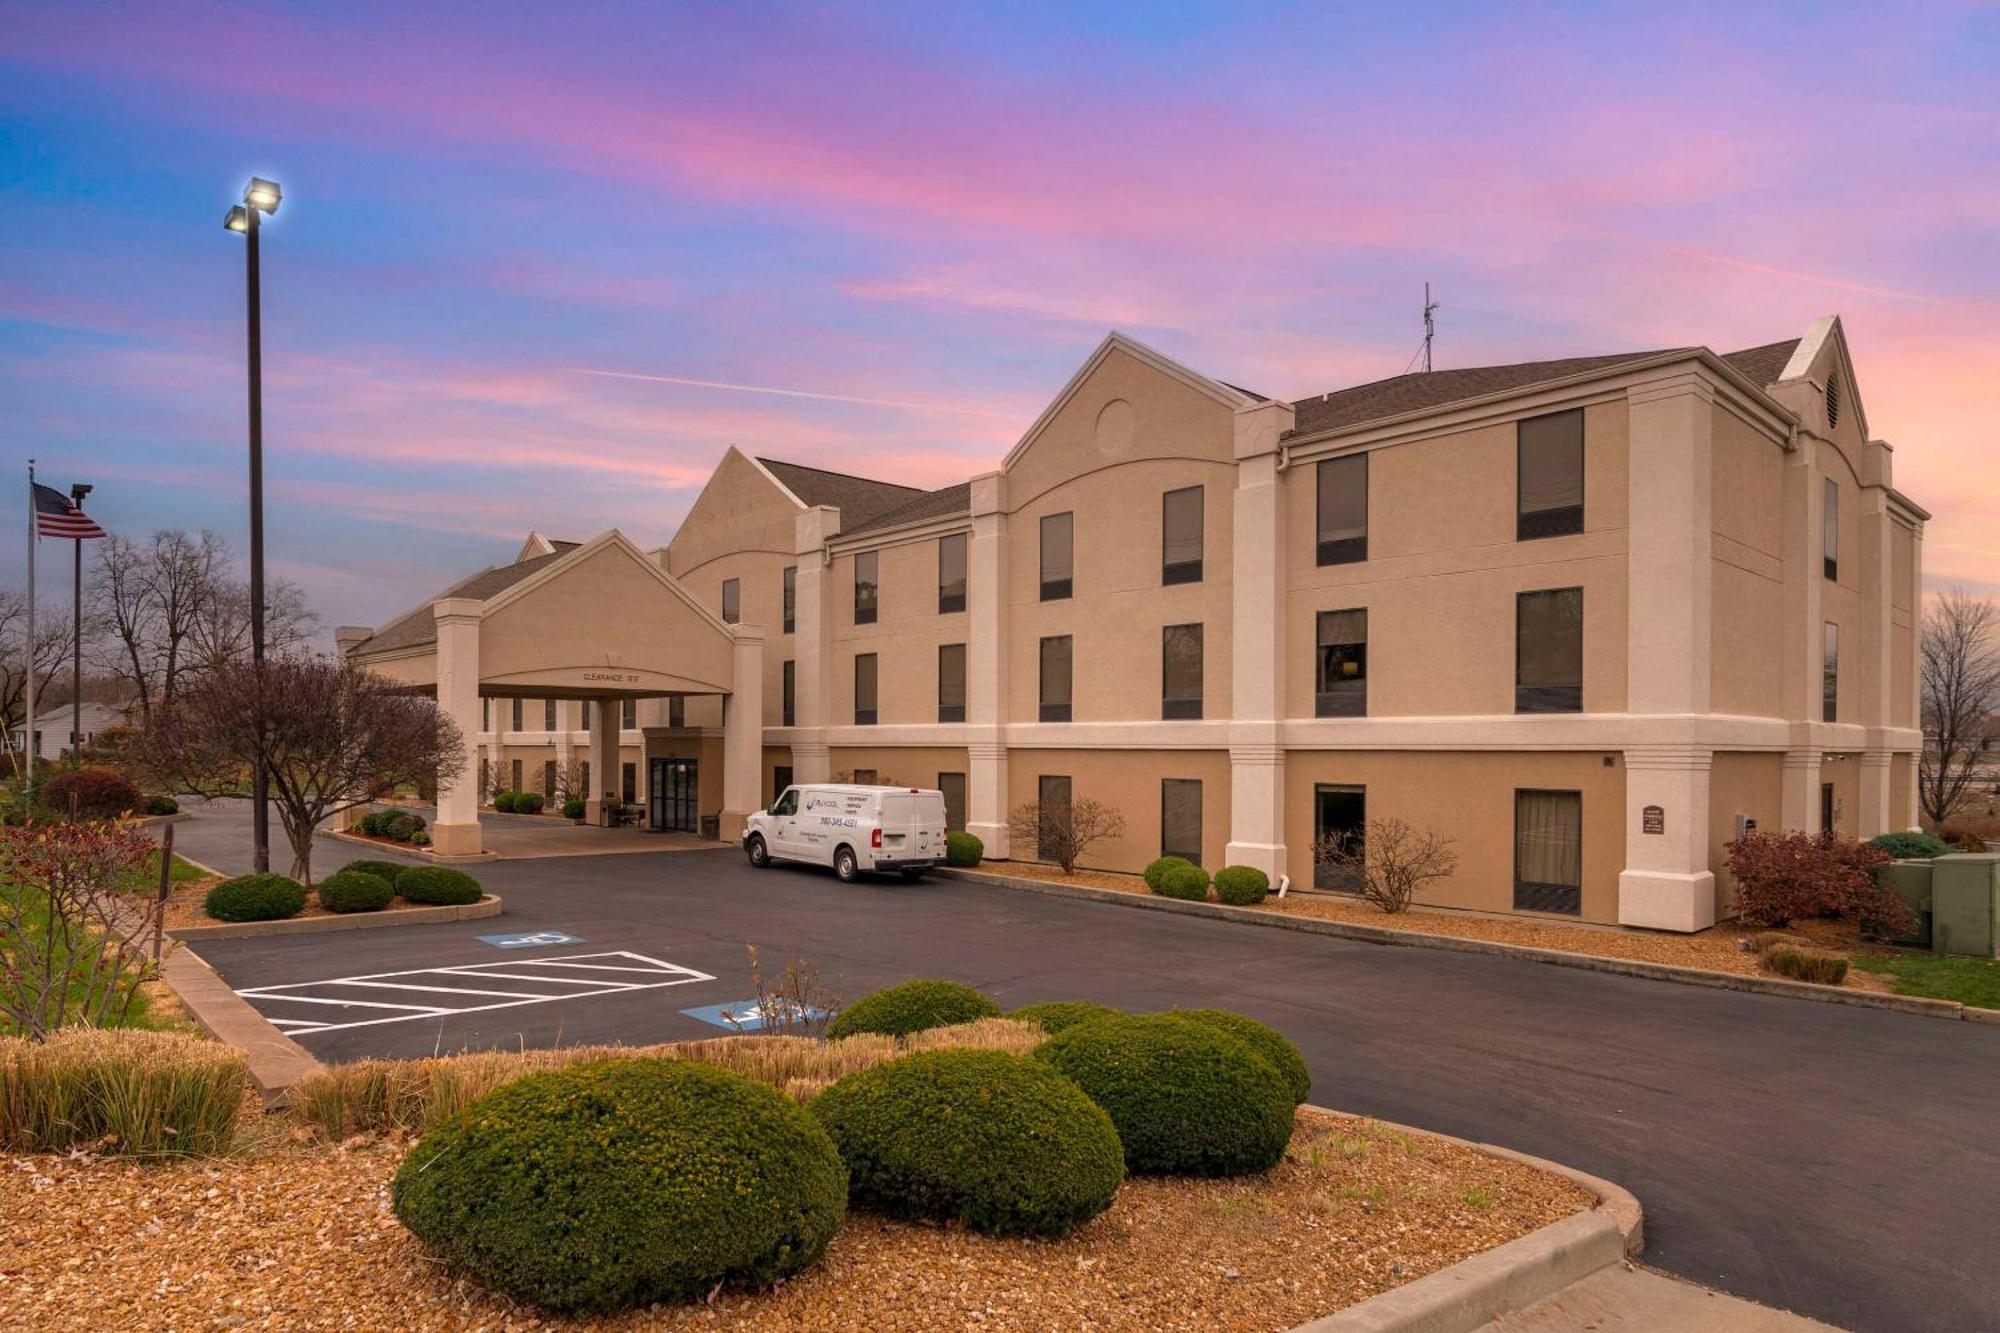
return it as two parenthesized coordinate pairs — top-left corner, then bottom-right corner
(1316, 454), (1368, 565)
(669, 695), (685, 728)
(938, 772), (967, 831)
(1823, 479), (1839, 581)
(1514, 789), (1582, 914)
(1823, 622), (1839, 723)
(937, 643), (967, 722)
(511, 698), (523, 731)
(1517, 409), (1584, 539)
(482, 698), (491, 730)
(782, 565), (797, 633)
(854, 551), (878, 624)
(1037, 775), (1072, 861)
(1161, 779), (1202, 861)
(1313, 785), (1366, 890)
(543, 760), (557, 799)
(1315, 608), (1368, 717)
(1821, 782), (1836, 835)
(511, 758), (522, 791)
(773, 766), (793, 805)
(1040, 512), (1073, 600)
(1162, 486), (1203, 584)
(938, 533), (967, 613)
(580, 700), (592, 730)
(621, 762), (636, 804)
(1516, 587), (1583, 713)
(721, 577), (740, 624)
(580, 760), (590, 797)
(478, 756), (489, 796)
(852, 769), (878, 785)
(621, 698), (636, 728)
(1039, 636), (1072, 722)
(854, 652), (878, 725)
(1162, 623), (1203, 719)
(544, 699), (556, 731)
(782, 660), (796, 727)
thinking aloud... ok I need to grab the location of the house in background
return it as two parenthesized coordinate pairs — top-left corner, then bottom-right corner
(341, 314), (1925, 931)
(9, 700), (134, 762)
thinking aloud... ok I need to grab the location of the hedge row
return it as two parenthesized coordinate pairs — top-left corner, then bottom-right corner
(200, 863), (484, 921)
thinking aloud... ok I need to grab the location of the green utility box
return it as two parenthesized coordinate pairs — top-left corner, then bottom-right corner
(1930, 854), (2000, 958)
(1874, 860), (1934, 949)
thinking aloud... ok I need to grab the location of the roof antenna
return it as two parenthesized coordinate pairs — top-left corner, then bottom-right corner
(1422, 282), (1439, 373)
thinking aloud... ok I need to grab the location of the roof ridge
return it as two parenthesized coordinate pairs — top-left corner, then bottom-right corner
(756, 456), (926, 495)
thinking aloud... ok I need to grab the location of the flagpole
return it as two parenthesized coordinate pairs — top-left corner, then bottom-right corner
(70, 524), (82, 767)
(24, 460), (34, 787)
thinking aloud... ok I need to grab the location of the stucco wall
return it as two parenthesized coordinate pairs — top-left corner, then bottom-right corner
(1005, 746), (1234, 873)
(1707, 750), (1783, 917)
(1710, 404), (1787, 717)
(829, 533), (972, 725)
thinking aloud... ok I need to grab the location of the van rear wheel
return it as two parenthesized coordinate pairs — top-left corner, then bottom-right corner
(745, 834), (770, 868)
(834, 846), (859, 882)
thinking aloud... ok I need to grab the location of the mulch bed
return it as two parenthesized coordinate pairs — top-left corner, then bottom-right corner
(0, 1107), (1587, 1331)
(156, 876), (447, 931)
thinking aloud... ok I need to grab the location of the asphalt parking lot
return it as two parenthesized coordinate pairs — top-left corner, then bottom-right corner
(172, 807), (2000, 1333)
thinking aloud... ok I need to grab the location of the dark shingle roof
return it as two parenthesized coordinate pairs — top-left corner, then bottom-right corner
(351, 551), (570, 657)
(757, 458), (927, 532)
(844, 483), (973, 537)
(1718, 339), (1801, 386)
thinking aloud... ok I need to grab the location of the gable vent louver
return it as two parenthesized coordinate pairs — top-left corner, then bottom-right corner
(1825, 373), (1841, 431)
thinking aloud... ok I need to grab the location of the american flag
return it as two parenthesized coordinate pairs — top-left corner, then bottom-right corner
(33, 482), (105, 539)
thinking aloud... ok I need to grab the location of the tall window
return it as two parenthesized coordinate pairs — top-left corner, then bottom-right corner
(937, 643), (967, 723)
(1514, 789), (1582, 915)
(1037, 775), (1072, 861)
(772, 766), (793, 804)
(1039, 635), (1073, 722)
(1823, 479), (1839, 581)
(621, 698), (636, 728)
(938, 772), (967, 831)
(853, 551), (878, 624)
(580, 700), (593, 730)
(782, 660), (796, 727)
(1040, 512), (1073, 600)
(482, 698), (491, 730)
(1315, 454), (1368, 565)
(1823, 622), (1839, 723)
(721, 577), (740, 624)
(1161, 624), (1203, 719)
(1160, 779), (1202, 861)
(543, 760), (557, 799)
(544, 699), (557, 731)
(511, 698), (524, 731)
(782, 565), (797, 634)
(1315, 609), (1368, 717)
(1162, 486), (1203, 585)
(1517, 409), (1584, 539)
(510, 758), (523, 792)
(579, 760), (590, 798)
(1313, 785), (1365, 890)
(854, 653), (878, 725)
(938, 533), (967, 613)
(621, 762), (636, 804)
(478, 756), (489, 797)
(668, 695), (685, 728)
(1516, 587), (1583, 713)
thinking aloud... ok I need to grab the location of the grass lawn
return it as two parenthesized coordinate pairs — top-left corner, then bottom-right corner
(1851, 951), (2000, 1009)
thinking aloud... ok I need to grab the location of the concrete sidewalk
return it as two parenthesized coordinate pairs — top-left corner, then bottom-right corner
(1497, 1264), (1843, 1330)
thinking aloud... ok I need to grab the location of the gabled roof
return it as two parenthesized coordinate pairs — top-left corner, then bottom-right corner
(350, 550), (571, 656)
(755, 458), (927, 531)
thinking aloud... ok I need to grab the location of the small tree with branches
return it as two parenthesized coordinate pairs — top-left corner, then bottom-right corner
(0, 817), (164, 1040)
(132, 656), (465, 886)
(1920, 588), (2000, 827)
(1314, 817), (1457, 914)
(1007, 794), (1124, 874)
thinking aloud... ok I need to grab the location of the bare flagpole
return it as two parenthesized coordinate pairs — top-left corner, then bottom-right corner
(24, 460), (34, 787)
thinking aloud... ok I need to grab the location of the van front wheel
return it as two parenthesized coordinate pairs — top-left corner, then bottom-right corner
(745, 835), (770, 868)
(833, 846), (859, 882)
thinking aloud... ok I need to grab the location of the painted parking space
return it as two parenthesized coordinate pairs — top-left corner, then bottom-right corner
(680, 999), (832, 1032)
(236, 951), (714, 1037)
(476, 929), (585, 949)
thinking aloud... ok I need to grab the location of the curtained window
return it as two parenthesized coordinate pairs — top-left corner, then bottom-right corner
(1160, 779), (1202, 861)
(1514, 790), (1582, 914)
(1316, 455), (1368, 565)
(721, 578), (740, 624)
(1040, 513), (1073, 600)
(1162, 486), (1203, 584)
(938, 534), (967, 613)
(854, 653), (878, 725)
(1516, 588), (1583, 713)
(853, 552), (877, 624)
(1162, 624), (1203, 719)
(1517, 409), (1584, 539)
(938, 772), (967, 830)
(1039, 636), (1072, 722)
(937, 644), (967, 722)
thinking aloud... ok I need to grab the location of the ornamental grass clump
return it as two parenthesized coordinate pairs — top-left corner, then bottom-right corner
(0, 1028), (247, 1157)
(825, 978), (1000, 1039)
(391, 1058), (846, 1314)
(812, 1048), (1122, 1238)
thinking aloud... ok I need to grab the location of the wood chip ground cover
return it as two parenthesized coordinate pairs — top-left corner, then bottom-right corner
(0, 1107), (1586, 1331)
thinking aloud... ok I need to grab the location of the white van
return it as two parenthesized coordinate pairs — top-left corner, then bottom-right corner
(743, 784), (947, 881)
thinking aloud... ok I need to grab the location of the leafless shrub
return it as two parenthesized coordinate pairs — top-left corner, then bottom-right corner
(1921, 588), (2000, 826)
(1008, 795), (1124, 874)
(731, 945), (840, 1038)
(1314, 817), (1457, 914)
(0, 816), (165, 1039)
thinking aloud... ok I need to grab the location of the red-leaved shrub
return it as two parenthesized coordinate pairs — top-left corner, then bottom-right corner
(35, 767), (145, 822)
(1725, 831), (1909, 935)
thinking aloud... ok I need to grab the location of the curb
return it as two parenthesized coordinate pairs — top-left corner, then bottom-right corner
(167, 894), (503, 942)
(938, 867), (1987, 1023)
(159, 947), (324, 1105)
(1288, 1111), (1642, 1333)
(324, 828), (499, 863)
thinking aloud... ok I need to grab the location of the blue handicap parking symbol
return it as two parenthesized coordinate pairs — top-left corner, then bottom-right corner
(681, 999), (830, 1032)
(477, 930), (584, 949)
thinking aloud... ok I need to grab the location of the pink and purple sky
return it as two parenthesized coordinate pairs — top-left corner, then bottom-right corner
(2, 1), (1995, 634)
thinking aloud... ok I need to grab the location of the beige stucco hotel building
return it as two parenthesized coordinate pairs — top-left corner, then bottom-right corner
(342, 315), (1926, 931)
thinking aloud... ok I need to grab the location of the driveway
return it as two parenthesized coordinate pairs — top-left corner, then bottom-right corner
(170, 802), (1998, 1333)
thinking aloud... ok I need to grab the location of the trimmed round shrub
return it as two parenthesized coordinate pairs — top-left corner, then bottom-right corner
(143, 793), (180, 817)
(516, 792), (546, 815)
(411, 830), (432, 847)
(944, 830), (984, 866)
(392, 1058), (846, 1313)
(342, 858), (409, 884)
(562, 797), (587, 820)
(37, 767), (145, 821)
(1143, 855), (1195, 892)
(1007, 999), (1120, 1035)
(1156, 862), (1209, 901)
(826, 979), (1001, 1040)
(491, 791), (517, 813)
(317, 868), (394, 913)
(1167, 1009), (1309, 1104)
(1034, 1013), (1294, 1176)
(811, 1048), (1122, 1238)
(394, 865), (484, 906)
(385, 813), (421, 842)
(1868, 831), (1951, 860)
(203, 873), (308, 923)
(1213, 865), (1270, 906)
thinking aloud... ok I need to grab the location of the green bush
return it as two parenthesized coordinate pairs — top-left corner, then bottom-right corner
(811, 1048), (1122, 1238)
(826, 979), (1001, 1039)
(394, 865), (483, 906)
(1007, 1000), (1120, 1034)
(1143, 855), (1195, 891)
(1868, 831), (1951, 860)
(342, 858), (409, 884)
(1034, 1013), (1294, 1176)
(385, 813), (421, 842)
(562, 797), (586, 820)
(362, 806), (414, 837)
(143, 793), (180, 817)
(411, 830), (432, 847)
(392, 1058), (846, 1313)
(1213, 865), (1270, 906)
(492, 791), (519, 813)
(203, 873), (307, 923)
(1167, 1009), (1309, 1104)
(1156, 862), (1209, 901)
(516, 792), (546, 815)
(37, 767), (144, 821)
(945, 830), (984, 866)
(317, 869), (394, 914)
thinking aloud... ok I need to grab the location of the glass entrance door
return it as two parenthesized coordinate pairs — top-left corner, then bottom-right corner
(650, 758), (698, 833)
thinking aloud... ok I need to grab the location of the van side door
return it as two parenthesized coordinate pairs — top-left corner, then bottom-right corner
(767, 787), (801, 857)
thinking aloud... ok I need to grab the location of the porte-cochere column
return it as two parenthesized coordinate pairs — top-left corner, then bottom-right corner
(430, 597), (485, 857)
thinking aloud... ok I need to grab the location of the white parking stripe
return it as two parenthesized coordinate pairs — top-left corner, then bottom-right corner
(250, 994), (456, 1014)
(331, 980), (555, 1001)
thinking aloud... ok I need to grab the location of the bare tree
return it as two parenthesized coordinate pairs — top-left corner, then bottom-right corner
(1920, 588), (2000, 826)
(1315, 817), (1458, 914)
(185, 573), (318, 677)
(0, 817), (165, 1040)
(0, 590), (76, 777)
(1007, 794), (1124, 874)
(92, 533), (163, 720)
(553, 756), (589, 806)
(132, 657), (464, 885)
